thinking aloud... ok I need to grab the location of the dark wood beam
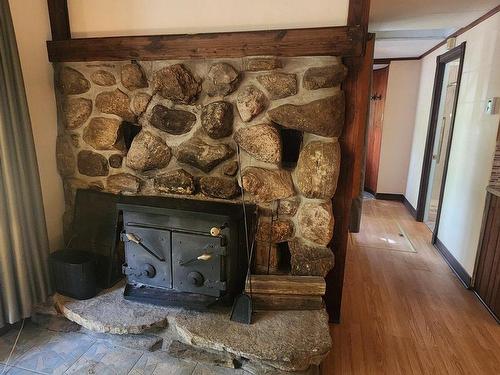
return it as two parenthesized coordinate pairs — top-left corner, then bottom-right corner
(46, 26), (363, 62)
(348, 0), (371, 31)
(47, 0), (71, 40)
(325, 0), (372, 324)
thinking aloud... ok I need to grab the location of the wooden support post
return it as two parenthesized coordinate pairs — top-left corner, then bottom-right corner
(324, 0), (372, 323)
(47, 0), (71, 40)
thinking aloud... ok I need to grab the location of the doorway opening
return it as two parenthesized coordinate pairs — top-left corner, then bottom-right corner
(416, 42), (466, 236)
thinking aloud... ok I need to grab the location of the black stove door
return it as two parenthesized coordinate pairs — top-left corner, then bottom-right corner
(123, 225), (172, 289)
(172, 232), (226, 297)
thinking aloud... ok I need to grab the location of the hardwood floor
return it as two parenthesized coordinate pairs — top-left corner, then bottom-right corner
(322, 199), (500, 374)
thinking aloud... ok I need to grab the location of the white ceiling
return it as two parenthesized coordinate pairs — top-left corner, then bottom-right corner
(369, 0), (499, 58)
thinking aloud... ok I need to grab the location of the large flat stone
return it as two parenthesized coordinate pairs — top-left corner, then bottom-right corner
(201, 101), (234, 139)
(90, 70), (116, 86)
(77, 150), (109, 177)
(95, 89), (135, 122)
(234, 124), (281, 164)
(150, 104), (196, 135)
(203, 63), (240, 97)
(63, 97), (92, 130)
(199, 176), (240, 199)
(53, 286), (331, 373)
(176, 137), (234, 173)
(303, 64), (347, 90)
(257, 73), (297, 99)
(174, 308), (331, 372)
(121, 63), (148, 91)
(288, 239), (335, 277)
(236, 86), (268, 122)
(268, 94), (345, 137)
(241, 167), (294, 202)
(83, 117), (125, 151)
(152, 64), (200, 104)
(58, 67), (90, 95)
(295, 140), (340, 199)
(126, 130), (172, 172)
(54, 286), (175, 334)
(154, 169), (195, 195)
(297, 202), (334, 246)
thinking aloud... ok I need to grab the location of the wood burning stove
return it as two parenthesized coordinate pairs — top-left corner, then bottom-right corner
(118, 199), (255, 309)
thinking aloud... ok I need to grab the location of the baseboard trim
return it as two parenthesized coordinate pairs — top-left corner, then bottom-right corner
(403, 198), (417, 218)
(472, 289), (500, 324)
(374, 193), (404, 202)
(434, 237), (472, 289)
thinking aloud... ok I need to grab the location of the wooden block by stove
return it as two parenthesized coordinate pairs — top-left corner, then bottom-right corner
(245, 275), (326, 296)
(254, 241), (280, 271)
(251, 293), (324, 311)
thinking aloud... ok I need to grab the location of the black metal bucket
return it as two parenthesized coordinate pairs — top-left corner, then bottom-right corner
(49, 250), (97, 300)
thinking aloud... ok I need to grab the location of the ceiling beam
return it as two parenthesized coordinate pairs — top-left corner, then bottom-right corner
(46, 26), (364, 62)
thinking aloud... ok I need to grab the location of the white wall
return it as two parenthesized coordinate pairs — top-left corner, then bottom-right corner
(9, 0), (65, 251)
(405, 12), (500, 275)
(376, 60), (421, 194)
(67, 0), (348, 37)
(8, 0), (349, 251)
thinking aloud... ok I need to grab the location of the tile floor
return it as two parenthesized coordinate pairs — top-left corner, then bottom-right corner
(0, 321), (247, 375)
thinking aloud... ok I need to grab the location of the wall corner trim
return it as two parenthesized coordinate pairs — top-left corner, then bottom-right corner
(434, 237), (472, 289)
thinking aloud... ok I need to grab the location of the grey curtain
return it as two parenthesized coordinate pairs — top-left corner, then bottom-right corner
(0, 0), (51, 328)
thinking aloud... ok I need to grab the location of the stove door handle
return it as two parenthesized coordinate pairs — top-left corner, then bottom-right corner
(122, 232), (166, 262)
(179, 252), (213, 266)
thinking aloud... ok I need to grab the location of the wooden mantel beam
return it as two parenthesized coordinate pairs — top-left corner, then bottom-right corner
(46, 26), (364, 62)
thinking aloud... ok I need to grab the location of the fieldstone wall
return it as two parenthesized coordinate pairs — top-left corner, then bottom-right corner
(54, 56), (346, 278)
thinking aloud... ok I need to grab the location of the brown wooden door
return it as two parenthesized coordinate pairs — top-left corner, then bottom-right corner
(474, 191), (500, 322)
(365, 66), (389, 194)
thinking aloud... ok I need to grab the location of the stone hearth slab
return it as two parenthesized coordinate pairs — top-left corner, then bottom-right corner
(174, 308), (331, 372)
(54, 286), (331, 372)
(54, 286), (178, 334)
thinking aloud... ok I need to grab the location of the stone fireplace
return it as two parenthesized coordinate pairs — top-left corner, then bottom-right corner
(53, 55), (346, 372)
(56, 56), (344, 278)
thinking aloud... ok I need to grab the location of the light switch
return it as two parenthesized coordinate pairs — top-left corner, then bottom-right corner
(485, 97), (499, 115)
(486, 97), (499, 115)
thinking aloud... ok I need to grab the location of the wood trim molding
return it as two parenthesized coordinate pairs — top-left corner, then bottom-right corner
(416, 43), (466, 223)
(47, 25), (364, 62)
(419, 5), (500, 59)
(373, 57), (420, 64)
(403, 198), (417, 218)
(434, 237), (472, 288)
(374, 193), (404, 202)
(47, 0), (71, 40)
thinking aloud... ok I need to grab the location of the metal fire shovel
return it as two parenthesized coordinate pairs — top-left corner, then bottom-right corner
(230, 145), (254, 325)
(230, 290), (253, 324)
(230, 232), (255, 324)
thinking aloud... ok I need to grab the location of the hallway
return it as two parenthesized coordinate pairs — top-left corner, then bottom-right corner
(322, 199), (500, 374)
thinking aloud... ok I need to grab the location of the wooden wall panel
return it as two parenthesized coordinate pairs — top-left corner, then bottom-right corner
(364, 66), (389, 194)
(474, 191), (500, 321)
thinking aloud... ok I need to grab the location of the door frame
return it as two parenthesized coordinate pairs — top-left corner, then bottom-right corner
(416, 42), (466, 243)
